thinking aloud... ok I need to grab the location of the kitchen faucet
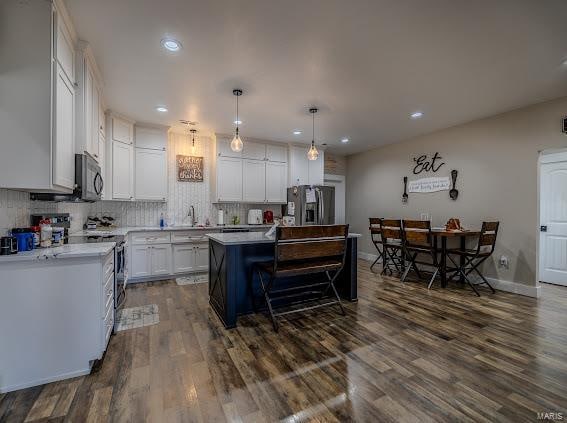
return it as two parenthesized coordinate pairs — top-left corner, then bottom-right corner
(188, 205), (196, 226)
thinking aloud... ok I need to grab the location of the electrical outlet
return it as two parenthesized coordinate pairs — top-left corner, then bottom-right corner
(499, 256), (509, 269)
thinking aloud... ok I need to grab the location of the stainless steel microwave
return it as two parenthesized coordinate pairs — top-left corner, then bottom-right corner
(30, 154), (103, 202)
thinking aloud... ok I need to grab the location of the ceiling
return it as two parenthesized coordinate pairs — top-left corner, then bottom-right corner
(65, 0), (567, 155)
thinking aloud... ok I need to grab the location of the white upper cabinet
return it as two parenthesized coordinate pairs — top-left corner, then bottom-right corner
(266, 161), (287, 203)
(243, 160), (266, 202)
(112, 141), (134, 200)
(242, 142), (266, 160)
(134, 125), (167, 151)
(266, 144), (287, 163)
(216, 157), (243, 202)
(216, 137), (241, 158)
(308, 150), (324, 185)
(135, 149), (167, 201)
(288, 145), (324, 186)
(55, 14), (74, 84)
(53, 64), (75, 190)
(111, 115), (133, 145)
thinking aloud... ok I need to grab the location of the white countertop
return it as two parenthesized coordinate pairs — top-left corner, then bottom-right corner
(68, 224), (272, 237)
(206, 232), (361, 246)
(0, 242), (116, 263)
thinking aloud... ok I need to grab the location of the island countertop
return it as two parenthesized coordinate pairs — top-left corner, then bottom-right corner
(0, 242), (116, 263)
(206, 231), (361, 246)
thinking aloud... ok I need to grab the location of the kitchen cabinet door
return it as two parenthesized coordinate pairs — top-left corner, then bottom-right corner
(135, 148), (167, 201)
(90, 80), (100, 160)
(242, 141), (266, 160)
(112, 141), (134, 200)
(85, 67), (94, 156)
(55, 15), (74, 84)
(151, 245), (171, 276)
(98, 95), (105, 137)
(98, 133), (106, 199)
(112, 116), (133, 145)
(288, 146), (309, 186)
(172, 244), (195, 274)
(216, 137), (241, 158)
(135, 125), (167, 151)
(130, 245), (151, 278)
(194, 244), (209, 271)
(266, 144), (287, 163)
(308, 150), (324, 185)
(243, 159), (266, 202)
(53, 64), (75, 190)
(216, 157), (242, 202)
(266, 161), (287, 203)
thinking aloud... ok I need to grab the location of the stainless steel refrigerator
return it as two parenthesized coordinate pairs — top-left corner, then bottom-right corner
(286, 185), (335, 225)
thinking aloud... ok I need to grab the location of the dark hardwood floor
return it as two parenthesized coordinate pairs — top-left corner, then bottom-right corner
(2, 260), (567, 422)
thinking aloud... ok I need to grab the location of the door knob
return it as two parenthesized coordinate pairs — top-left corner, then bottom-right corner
(540, 225), (548, 232)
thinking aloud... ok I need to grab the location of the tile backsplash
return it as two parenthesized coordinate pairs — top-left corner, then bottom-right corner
(1, 131), (285, 235)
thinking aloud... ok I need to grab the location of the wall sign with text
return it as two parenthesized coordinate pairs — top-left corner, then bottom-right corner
(408, 176), (451, 193)
(412, 152), (445, 175)
(177, 155), (204, 182)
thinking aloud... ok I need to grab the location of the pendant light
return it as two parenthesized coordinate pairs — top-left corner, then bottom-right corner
(190, 128), (197, 154)
(231, 89), (244, 152)
(307, 107), (319, 161)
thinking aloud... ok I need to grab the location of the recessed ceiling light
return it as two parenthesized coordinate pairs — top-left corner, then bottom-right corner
(562, 58), (567, 66)
(293, 130), (302, 135)
(156, 106), (168, 113)
(234, 120), (242, 125)
(410, 111), (424, 119)
(341, 138), (349, 143)
(161, 38), (182, 52)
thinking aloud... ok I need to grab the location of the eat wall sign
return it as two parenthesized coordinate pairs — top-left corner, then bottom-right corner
(412, 152), (445, 175)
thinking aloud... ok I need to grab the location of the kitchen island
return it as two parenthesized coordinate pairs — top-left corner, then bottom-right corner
(207, 231), (360, 328)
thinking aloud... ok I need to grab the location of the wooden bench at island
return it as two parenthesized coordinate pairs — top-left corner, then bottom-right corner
(206, 230), (360, 329)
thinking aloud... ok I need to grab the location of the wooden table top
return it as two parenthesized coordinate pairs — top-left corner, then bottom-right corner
(430, 228), (481, 237)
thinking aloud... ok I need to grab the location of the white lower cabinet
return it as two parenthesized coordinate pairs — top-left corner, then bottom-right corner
(128, 231), (215, 281)
(195, 244), (209, 271)
(130, 245), (151, 278)
(173, 244), (196, 274)
(151, 244), (171, 275)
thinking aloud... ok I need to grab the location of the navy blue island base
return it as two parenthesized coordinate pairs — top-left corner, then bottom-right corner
(207, 231), (359, 329)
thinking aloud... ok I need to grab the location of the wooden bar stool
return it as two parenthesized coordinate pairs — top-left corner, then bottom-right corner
(254, 225), (349, 331)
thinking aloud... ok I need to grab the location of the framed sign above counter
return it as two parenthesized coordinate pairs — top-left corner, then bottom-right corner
(177, 155), (204, 182)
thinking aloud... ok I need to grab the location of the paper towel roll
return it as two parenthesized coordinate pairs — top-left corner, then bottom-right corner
(218, 209), (224, 225)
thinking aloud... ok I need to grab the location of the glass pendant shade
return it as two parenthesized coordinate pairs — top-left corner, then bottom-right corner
(231, 133), (243, 152)
(307, 142), (319, 161)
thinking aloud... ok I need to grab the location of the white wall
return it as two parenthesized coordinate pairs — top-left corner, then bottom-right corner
(347, 96), (567, 288)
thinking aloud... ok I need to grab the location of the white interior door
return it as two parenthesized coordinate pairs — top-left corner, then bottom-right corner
(324, 174), (346, 224)
(539, 156), (567, 286)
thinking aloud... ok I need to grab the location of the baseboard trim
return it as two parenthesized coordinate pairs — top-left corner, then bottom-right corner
(1, 368), (91, 394)
(357, 251), (540, 298)
(358, 251), (380, 263)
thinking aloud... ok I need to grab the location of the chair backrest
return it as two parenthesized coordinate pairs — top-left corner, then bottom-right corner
(477, 221), (499, 254)
(369, 218), (381, 241)
(275, 225), (349, 267)
(379, 219), (402, 243)
(402, 220), (433, 247)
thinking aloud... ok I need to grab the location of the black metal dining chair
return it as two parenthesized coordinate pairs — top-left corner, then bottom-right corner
(401, 220), (441, 288)
(379, 219), (404, 275)
(368, 218), (383, 272)
(446, 221), (499, 296)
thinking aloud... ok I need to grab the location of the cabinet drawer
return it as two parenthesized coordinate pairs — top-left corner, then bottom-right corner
(104, 276), (114, 317)
(131, 231), (171, 244)
(103, 253), (115, 282)
(171, 231), (208, 243)
(104, 306), (114, 346)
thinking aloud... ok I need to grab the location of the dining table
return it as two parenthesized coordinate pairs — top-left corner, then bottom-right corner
(430, 228), (481, 287)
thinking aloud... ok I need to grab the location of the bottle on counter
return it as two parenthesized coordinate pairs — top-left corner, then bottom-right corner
(39, 219), (52, 248)
(159, 213), (165, 229)
(31, 226), (41, 248)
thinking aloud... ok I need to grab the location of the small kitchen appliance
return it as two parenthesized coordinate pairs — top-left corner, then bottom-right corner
(247, 209), (263, 225)
(263, 210), (274, 224)
(1, 236), (17, 255)
(14, 232), (34, 252)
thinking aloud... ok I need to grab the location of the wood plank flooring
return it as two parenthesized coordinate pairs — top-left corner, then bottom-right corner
(2, 260), (567, 422)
